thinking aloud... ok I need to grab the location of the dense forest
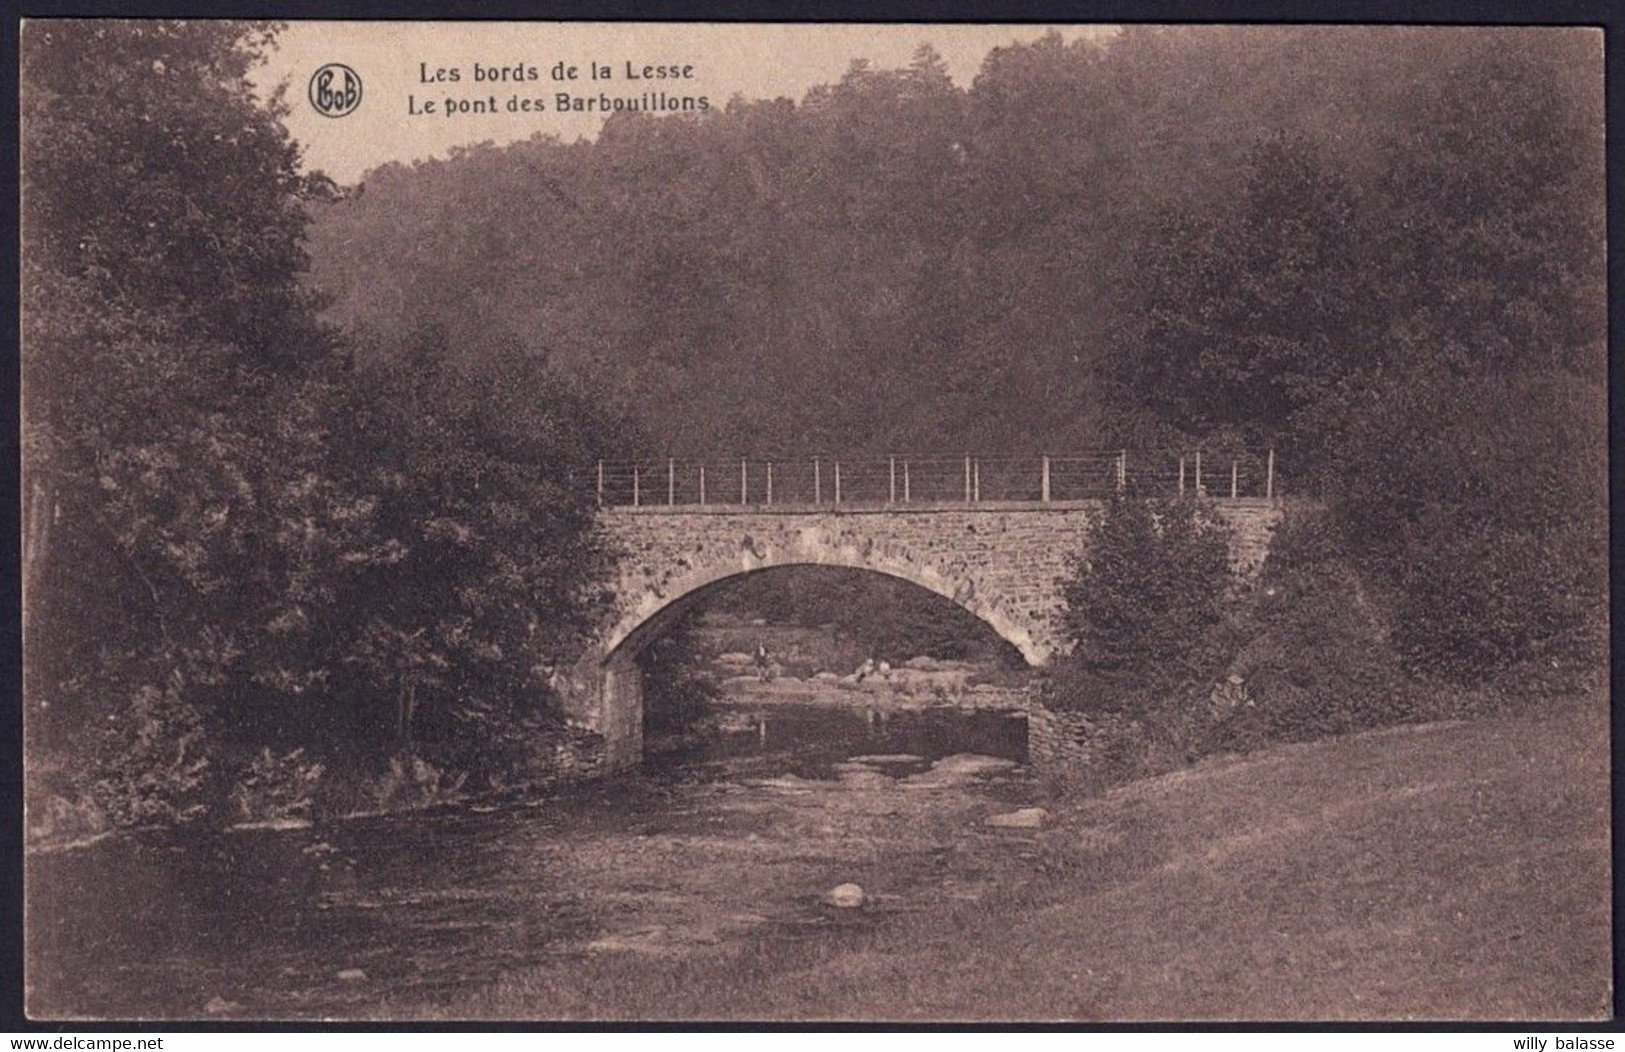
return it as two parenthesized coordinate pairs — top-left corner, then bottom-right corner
(22, 24), (1607, 840)
(310, 28), (1603, 461)
(312, 24), (1605, 691)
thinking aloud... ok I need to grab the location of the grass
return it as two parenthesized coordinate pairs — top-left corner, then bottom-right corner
(449, 693), (1609, 1022)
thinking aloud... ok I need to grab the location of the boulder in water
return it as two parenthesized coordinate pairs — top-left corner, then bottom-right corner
(932, 753), (1018, 775)
(823, 883), (866, 908)
(746, 773), (824, 793)
(984, 807), (1049, 829)
(335, 968), (368, 982)
(836, 768), (894, 789)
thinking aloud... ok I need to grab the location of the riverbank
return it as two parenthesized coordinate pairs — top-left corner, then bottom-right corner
(24, 703), (1033, 1019)
(456, 694), (1609, 1021)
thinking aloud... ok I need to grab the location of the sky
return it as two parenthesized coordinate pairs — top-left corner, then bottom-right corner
(258, 22), (1116, 184)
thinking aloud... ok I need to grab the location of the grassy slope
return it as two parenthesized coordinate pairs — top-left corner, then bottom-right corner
(464, 698), (1610, 1022)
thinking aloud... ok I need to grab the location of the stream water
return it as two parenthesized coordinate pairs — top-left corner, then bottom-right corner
(26, 699), (1033, 1020)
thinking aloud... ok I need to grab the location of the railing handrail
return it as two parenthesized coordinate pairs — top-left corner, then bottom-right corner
(585, 448), (1278, 508)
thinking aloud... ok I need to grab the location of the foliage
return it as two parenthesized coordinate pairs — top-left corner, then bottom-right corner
(1049, 496), (1231, 713)
(230, 747), (326, 824)
(22, 23), (618, 832)
(337, 325), (616, 776)
(1043, 505), (1416, 786)
(21, 23), (1607, 830)
(1207, 507), (1416, 751)
(1083, 29), (1604, 690)
(22, 20), (349, 786)
(308, 29), (1603, 709)
(1324, 369), (1607, 682)
(25, 792), (113, 847)
(1107, 134), (1377, 448)
(86, 678), (212, 829)
(373, 755), (469, 813)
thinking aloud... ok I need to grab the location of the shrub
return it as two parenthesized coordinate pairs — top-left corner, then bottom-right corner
(1045, 495), (1231, 716)
(373, 754), (468, 812)
(1327, 367), (1607, 683)
(1389, 515), (1605, 682)
(230, 747), (325, 825)
(1207, 506), (1416, 751)
(25, 791), (112, 847)
(86, 678), (211, 829)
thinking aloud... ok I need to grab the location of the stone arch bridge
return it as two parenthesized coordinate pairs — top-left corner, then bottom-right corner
(558, 497), (1283, 770)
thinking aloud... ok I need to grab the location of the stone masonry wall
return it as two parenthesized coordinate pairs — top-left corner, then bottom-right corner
(1026, 703), (1146, 786)
(596, 499), (1283, 667)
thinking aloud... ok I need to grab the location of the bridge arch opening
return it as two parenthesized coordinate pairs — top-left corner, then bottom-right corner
(606, 563), (1034, 672)
(601, 564), (1035, 758)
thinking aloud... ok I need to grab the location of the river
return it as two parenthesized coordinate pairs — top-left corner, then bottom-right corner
(26, 699), (1034, 1020)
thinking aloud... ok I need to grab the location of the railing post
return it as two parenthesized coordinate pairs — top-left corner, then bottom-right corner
(632, 464), (640, 508)
(1179, 455), (1186, 496)
(1266, 448), (1275, 501)
(766, 462), (773, 505)
(1231, 459), (1238, 501)
(889, 456), (897, 504)
(814, 459), (822, 504)
(903, 460), (911, 503)
(668, 458), (675, 506)
(1117, 450), (1126, 492)
(1041, 455), (1051, 503)
(973, 459), (980, 503)
(597, 460), (604, 507)
(964, 455), (971, 503)
(834, 461), (842, 505)
(699, 464), (706, 506)
(740, 458), (747, 506)
(1194, 450), (1202, 495)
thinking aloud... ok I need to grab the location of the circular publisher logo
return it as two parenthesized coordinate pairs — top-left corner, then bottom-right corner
(309, 64), (363, 118)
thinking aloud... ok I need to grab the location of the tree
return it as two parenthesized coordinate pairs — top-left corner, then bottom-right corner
(1105, 134), (1377, 452)
(22, 21), (343, 782)
(22, 23), (620, 831)
(1050, 497), (1230, 714)
(1325, 368), (1606, 681)
(341, 327), (616, 774)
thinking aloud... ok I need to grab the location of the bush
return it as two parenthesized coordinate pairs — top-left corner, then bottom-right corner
(1189, 506), (1414, 752)
(1327, 367), (1607, 683)
(25, 790), (112, 847)
(373, 755), (469, 812)
(1040, 502), (1428, 788)
(1389, 515), (1604, 681)
(1045, 495), (1231, 716)
(230, 747), (325, 825)
(85, 679), (211, 829)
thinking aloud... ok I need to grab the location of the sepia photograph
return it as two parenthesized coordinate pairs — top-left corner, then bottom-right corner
(16, 17), (1611, 1024)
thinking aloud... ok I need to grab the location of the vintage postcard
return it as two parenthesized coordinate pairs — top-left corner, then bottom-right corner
(18, 19), (1609, 1023)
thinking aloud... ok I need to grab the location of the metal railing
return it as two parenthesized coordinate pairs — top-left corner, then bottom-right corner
(590, 449), (1277, 509)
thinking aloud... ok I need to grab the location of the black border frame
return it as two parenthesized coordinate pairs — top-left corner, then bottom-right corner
(4, 0), (1621, 1034)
